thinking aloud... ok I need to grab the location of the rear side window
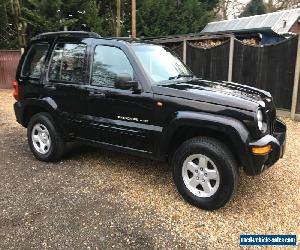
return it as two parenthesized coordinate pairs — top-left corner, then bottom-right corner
(48, 43), (87, 84)
(22, 43), (49, 78)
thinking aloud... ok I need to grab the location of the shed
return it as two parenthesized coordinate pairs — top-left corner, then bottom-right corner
(201, 8), (300, 45)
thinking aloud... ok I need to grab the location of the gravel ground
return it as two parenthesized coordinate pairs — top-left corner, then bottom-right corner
(0, 89), (299, 249)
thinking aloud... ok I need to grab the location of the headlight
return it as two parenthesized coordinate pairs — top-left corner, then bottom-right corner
(257, 110), (263, 130)
(257, 109), (267, 133)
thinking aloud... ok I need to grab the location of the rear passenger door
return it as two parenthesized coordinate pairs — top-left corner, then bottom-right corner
(44, 39), (90, 137)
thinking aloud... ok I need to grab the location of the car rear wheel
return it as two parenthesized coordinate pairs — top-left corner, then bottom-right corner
(27, 112), (65, 162)
(171, 137), (239, 210)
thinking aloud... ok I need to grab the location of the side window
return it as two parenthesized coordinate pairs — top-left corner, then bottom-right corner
(48, 43), (87, 84)
(22, 43), (49, 79)
(91, 45), (134, 88)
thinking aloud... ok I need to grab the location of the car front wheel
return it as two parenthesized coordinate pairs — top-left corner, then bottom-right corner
(171, 137), (239, 210)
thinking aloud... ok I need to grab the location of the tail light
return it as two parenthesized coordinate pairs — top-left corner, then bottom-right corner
(12, 80), (19, 101)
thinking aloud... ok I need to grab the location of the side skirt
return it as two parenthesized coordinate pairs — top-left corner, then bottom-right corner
(71, 136), (164, 161)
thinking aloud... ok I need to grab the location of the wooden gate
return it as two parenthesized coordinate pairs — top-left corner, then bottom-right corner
(0, 50), (21, 89)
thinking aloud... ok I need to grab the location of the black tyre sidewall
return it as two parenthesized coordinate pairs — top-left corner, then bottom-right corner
(172, 138), (238, 210)
(27, 113), (63, 162)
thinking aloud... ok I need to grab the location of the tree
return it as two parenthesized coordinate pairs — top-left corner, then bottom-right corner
(266, 0), (300, 12)
(0, 0), (11, 48)
(136, 0), (218, 37)
(240, 0), (267, 17)
(215, 0), (245, 20)
(0, 0), (108, 48)
(0, 0), (219, 48)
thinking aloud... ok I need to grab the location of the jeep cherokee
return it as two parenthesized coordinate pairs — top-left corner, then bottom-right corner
(13, 31), (286, 210)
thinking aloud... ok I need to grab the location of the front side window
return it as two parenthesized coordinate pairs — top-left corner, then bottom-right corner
(91, 45), (134, 88)
(132, 44), (192, 83)
(48, 43), (87, 83)
(22, 43), (49, 78)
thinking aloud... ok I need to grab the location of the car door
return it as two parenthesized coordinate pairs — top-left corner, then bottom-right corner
(43, 39), (90, 137)
(85, 44), (156, 153)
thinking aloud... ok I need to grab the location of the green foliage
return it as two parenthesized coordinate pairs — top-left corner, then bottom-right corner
(240, 0), (267, 17)
(136, 0), (216, 37)
(0, 0), (218, 49)
(0, 0), (19, 48)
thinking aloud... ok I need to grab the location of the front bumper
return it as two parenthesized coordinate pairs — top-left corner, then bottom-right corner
(246, 119), (286, 175)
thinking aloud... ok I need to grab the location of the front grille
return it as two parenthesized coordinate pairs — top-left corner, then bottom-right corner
(266, 104), (276, 134)
(270, 116), (275, 134)
(262, 97), (276, 135)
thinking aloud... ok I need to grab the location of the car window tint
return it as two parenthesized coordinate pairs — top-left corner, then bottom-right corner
(91, 45), (133, 88)
(22, 43), (49, 79)
(48, 43), (87, 83)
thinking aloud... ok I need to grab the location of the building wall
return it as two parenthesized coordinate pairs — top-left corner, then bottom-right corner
(289, 20), (300, 33)
(0, 50), (21, 89)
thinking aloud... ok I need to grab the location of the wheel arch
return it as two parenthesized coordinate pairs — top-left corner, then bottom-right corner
(21, 98), (59, 127)
(161, 111), (252, 168)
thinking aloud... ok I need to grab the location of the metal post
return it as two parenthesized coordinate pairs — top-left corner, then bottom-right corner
(131, 0), (136, 39)
(291, 35), (300, 120)
(227, 35), (235, 82)
(183, 39), (187, 64)
(64, 22), (68, 31)
(116, 0), (121, 37)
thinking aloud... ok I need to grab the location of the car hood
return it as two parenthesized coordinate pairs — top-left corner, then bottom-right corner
(152, 78), (272, 112)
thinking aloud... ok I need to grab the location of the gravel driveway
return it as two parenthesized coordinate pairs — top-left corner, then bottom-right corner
(0, 90), (299, 249)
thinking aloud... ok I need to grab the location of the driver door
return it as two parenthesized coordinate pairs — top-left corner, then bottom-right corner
(85, 45), (155, 153)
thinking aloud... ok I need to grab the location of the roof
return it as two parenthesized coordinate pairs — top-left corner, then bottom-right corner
(32, 31), (143, 43)
(201, 8), (300, 35)
(33, 31), (102, 40)
(144, 33), (233, 44)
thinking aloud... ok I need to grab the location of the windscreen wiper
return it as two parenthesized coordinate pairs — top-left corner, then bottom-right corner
(169, 74), (194, 80)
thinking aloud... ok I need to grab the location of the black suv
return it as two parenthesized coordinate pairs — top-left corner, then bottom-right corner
(13, 31), (286, 210)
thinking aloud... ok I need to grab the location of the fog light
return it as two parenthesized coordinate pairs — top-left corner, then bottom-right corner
(251, 145), (272, 155)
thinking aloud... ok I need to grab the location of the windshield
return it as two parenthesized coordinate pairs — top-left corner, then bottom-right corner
(132, 44), (193, 83)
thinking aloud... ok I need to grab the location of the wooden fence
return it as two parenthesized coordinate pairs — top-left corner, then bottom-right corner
(158, 34), (300, 120)
(0, 50), (21, 89)
(187, 40), (230, 83)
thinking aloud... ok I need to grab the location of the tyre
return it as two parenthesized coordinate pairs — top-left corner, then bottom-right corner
(171, 137), (239, 210)
(27, 112), (65, 162)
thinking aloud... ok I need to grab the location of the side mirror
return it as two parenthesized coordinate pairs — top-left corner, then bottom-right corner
(115, 73), (140, 92)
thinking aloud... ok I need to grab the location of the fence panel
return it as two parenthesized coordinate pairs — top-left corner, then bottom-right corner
(163, 42), (184, 60)
(232, 37), (298, 110)
(0, 50), (21, 89)
(186, 40), (230, 81)
(297, 76), (300, 114)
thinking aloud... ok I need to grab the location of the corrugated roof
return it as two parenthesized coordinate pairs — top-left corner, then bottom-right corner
(201, 8), (300, 35)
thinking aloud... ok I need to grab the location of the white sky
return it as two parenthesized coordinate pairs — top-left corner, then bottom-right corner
(227, 0), (300, 19)
(227, 0), (251, 19)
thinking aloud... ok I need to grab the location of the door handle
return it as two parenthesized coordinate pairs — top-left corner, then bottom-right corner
(44, 85), (56, 90)
(89, 90), (106, 98)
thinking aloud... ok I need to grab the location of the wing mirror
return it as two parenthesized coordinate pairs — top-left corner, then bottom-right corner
(115, 73), (140, 93)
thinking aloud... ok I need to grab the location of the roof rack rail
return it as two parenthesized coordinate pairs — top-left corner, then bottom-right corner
(33, 31), (101, 40)
(109, 36), (140, 40)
